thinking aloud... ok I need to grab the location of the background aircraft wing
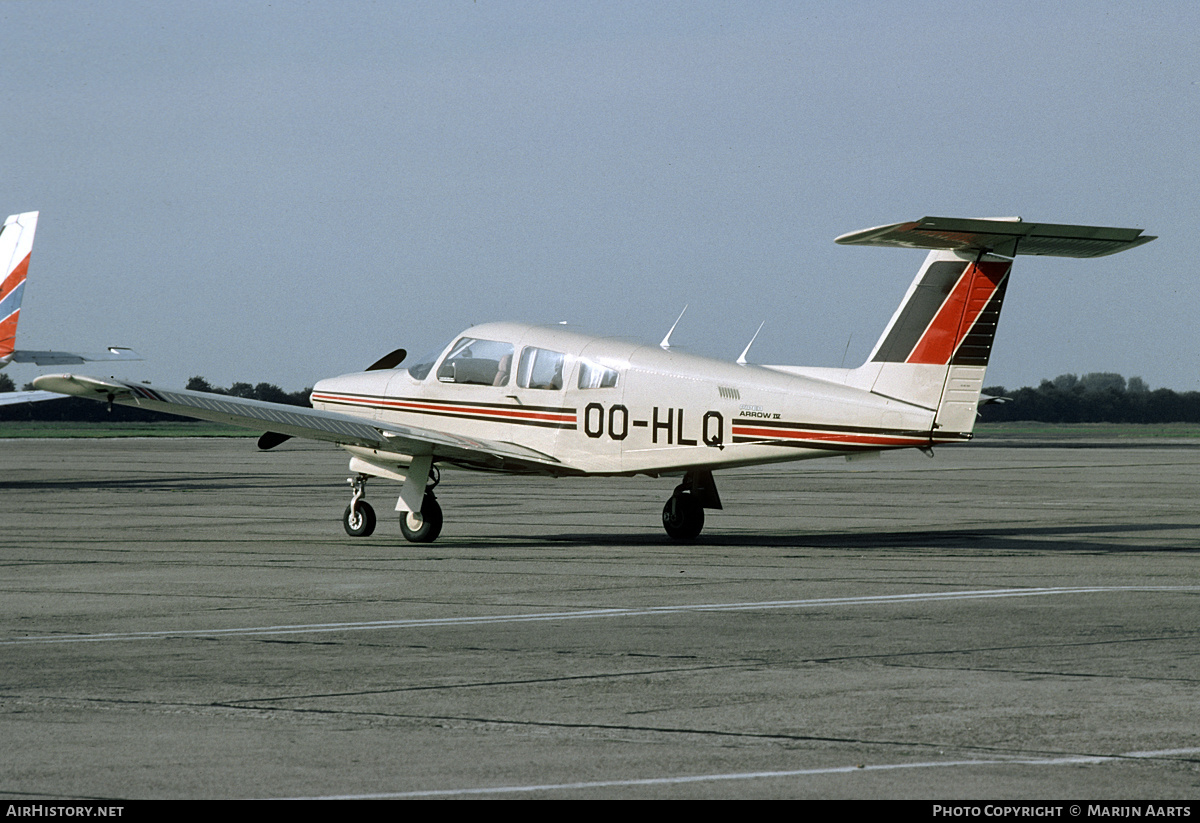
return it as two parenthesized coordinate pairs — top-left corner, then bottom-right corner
(10, 347), (141, 366)
(0, 389), (64, 406)
(31, 373), (564, 472)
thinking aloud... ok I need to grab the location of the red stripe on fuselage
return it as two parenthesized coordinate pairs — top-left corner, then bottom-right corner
(311, 392), (576, 425)
(731, 424), (927, 448)
(906, 261), (1009, 365)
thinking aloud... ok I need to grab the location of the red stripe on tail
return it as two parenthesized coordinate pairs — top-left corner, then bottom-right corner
(1, 252), (30, 296)
(906, 261), (1009, 365)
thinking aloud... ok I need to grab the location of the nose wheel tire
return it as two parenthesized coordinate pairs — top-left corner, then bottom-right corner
(662, 493), (704, 540)
(400, 493), (443, 543)
(343, 500), (377, 537)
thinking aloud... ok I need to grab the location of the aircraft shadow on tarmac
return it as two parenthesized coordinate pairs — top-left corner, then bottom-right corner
(3, 477), (1195, 554)
(520, 522), (1200, 554)
(0, 476), (256, 491)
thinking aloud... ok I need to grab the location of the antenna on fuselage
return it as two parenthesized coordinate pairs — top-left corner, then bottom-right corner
(660, 305), (688, 349)
(736, 321), (765, 366)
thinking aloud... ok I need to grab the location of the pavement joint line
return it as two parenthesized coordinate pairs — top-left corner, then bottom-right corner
(4, 585), (1197, 645)
(292, 746), (1200, 799)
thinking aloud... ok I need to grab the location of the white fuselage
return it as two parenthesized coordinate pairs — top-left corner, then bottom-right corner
(311, 322), (947, 478)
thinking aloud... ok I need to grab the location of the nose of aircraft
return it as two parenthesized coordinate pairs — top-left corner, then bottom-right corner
(311, 369), (392, 404)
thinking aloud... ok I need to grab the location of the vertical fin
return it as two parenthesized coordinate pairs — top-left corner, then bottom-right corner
(0, 212), (39, 365)
(860, 249), (1012, 437)
(868, 251), (1011, 367)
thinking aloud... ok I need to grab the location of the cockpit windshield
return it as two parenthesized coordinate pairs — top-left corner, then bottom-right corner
(435, 337), (514, 386)
(406, 346), (444, 381)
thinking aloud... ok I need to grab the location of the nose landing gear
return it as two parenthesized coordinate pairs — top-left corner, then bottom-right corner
(343, 474), (376, 537)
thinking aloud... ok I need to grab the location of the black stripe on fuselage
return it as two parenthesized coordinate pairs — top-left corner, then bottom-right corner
(382, 406), (577, 430)
(731, 418), (937, 437)
(314, 393), (578, 430)
(316, 393), (574, 415)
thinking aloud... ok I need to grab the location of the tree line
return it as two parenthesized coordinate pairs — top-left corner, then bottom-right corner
(182, 376), (311, 406)
(980, 373), (1200, 424)
(3, 371), (1200, 424)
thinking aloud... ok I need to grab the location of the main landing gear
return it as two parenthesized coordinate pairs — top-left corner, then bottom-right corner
(399, 491), (443, 543)
(343, 467), (442, 543)
(661, 469), (722, 541)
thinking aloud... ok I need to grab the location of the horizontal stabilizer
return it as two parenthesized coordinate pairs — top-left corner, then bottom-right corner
(836, 216), (1155, 258)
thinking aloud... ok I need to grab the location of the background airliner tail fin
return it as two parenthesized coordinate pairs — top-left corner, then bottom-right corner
(0, 211), (39, 365)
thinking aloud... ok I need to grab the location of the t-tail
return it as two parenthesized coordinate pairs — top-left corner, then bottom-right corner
(836, 216), (1155, 440)
(0, 211), (38, 367)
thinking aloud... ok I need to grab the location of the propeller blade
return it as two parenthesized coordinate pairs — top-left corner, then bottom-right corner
(257, 431), (293, 450)
(366, 348), (407, 371)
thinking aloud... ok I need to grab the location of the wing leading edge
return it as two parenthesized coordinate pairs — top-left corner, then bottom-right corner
(0, 389), (62, 406)
(31, 374), (564, 473)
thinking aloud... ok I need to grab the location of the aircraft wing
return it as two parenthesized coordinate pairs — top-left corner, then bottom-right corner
(10, 347), (141, 366)
(835, 216), (1156, 258)
(31, 373), (564, 472)
(0, 389), (64, 406)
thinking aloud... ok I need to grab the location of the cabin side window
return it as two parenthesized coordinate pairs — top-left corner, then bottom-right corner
(577, 359), (619, 389)
(516, 347), (567, 390)
(436, 338), (514, 386)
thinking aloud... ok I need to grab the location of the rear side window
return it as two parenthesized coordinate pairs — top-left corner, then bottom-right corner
(578, 359), (619, 389)
(517, 347), (567, 390)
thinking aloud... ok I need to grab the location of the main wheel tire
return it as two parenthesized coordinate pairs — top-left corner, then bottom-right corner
(662, 493), (704, 540)
(400, 493), (443, 543)
(343, 500), (377, 537)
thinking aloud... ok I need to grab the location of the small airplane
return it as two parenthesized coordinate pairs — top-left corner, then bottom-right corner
(0, 211), (140, 406)
(34, 215), (1154, 542)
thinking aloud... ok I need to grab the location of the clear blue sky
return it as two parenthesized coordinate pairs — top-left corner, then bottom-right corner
(2, 1), (1195, 391)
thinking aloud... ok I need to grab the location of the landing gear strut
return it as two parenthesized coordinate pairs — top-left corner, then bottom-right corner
(343, 474), (376, 537)
(661, 469), (721, 540)
(398, 464), (442, 543)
